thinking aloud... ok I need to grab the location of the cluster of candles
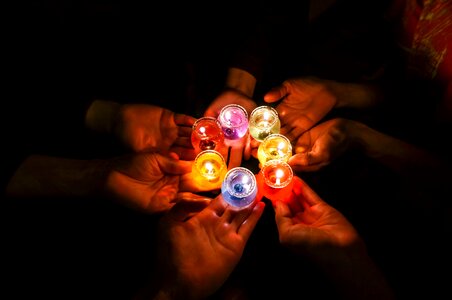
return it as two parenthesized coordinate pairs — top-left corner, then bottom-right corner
(191, 104), (294, 208)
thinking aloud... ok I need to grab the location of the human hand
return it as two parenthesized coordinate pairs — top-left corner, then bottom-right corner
(114, 103), (197, 159)
(205, 88), (257, 168)
(147, 193), (265, 300)
(273, 176), (364, 262)
(264, 77), (338, 143)
(288, 118), (353, 172)
(105, 152), (195, 214)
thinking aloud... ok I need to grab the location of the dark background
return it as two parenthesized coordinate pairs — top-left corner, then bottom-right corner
(3, 1), (449, 299)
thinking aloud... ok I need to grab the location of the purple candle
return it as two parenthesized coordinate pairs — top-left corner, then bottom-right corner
(218, 104), (248, 140)
(221, 167), (257, 209)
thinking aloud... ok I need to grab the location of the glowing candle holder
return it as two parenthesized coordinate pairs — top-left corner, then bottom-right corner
(260, 160), (294, 202)
(192, 150), (227, 189)
(217, 104), (249, 140)
(257, 133), (292, 166)
(249, 106), (281, 142)
(191, 117), (225, 154)
(221, 167), (258, 209)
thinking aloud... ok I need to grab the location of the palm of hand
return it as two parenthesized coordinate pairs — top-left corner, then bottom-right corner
(159, 206), (246, 298)
(117, 104), (180, 152)
(275, 78), (337, 142)
(291, 119), (350, 171)
(107, 153), (181, 214)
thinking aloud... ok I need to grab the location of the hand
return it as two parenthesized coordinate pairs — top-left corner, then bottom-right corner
(205, 88), (257, 168)
(147, 194), (265, 300)
(114, 103), (197, 159)
(288, 118), (353, 172)
(105, 152), (194, 214)
(274, 176), (396, 300)
(264, 77), (337, 142)
(274, 176), (363, 261)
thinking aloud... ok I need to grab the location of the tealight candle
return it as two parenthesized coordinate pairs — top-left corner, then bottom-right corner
(191, 117), (225, 154)
(260, 160), (294, 202)
(257, 133), (292, 166)
(217, 104), (249, 140)
(249, 106), (280, 142)
(192, 150), (227, 189)
(221, 167), (258, 209)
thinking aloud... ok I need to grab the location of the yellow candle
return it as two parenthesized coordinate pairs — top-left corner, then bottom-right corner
(257, 133), (292, 167)
(192, 150), (227, 189)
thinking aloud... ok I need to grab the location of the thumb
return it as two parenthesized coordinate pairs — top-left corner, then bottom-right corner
(264, 84), (289, 103)
(274, 200), (294, 231)
(157, 154), (192, 175)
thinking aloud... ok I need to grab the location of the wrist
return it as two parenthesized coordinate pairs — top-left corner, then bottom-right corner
(85, 100), (121, 134)
(224, 67), (257, 98)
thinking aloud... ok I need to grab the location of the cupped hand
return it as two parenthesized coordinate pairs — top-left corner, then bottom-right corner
(274, 176), (363, 261)
(154, 193), (265, 299)
(105, 152), (193, 214)
(264, 77), (338, 143)
(114, 104), (197, 159)
(288, 118), (353, 172)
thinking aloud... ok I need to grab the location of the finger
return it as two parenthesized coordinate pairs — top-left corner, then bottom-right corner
(168, 195), (211, 222)
(243, 133), (251, 160)
(167, 151), (180, 160)
(201, 194), (228, 217)
(177, 126), (193, 138)
(157, 154), (192, 175)
(294, 176), (324, 207)
(169, 146), (197, 161)
(274, 200), (295, 231)
(237, 201), (265, 239)
(174, 113), (196, 127)
(264, 84), (289, 103)
(174, 136), (193, 148)
(227, 146), (243, 169)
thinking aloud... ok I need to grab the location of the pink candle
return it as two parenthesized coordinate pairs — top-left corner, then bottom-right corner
(218, 104), (249, 140)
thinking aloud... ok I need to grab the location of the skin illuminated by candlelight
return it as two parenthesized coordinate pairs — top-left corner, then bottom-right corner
(192, 150), (227, 189)
(257, 133), (292, 166)
(221, 167), (257, 209)
(260, 160), (294, 202)
(249, 106), (281, 142)
(218, 104), (249, 140)
(191, 117), (225, 154)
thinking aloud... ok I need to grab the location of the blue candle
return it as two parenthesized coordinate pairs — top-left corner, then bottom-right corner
(221, 167), (257, 209)
(218, 104), (249, 140)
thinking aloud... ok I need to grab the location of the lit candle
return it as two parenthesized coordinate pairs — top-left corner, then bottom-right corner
(260, 160), (294, 202)
(191, 117), (225, 154)
(221, 167), (258, 209)
(257, 133), (292, 166)
(217, 104), (249, 140)
(192, 150), (227, 189)
(249, 106), (280, 142)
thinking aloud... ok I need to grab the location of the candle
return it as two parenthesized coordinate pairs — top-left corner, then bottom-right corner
(249, 106), (280, 142)
(221, 167), (258, 209)
(257, 133), (292, 166)
(191, 117), (225, 154)
(260, 160), (294, 202)
(192, 150), (227, 189)
(218, 104), (249, 140)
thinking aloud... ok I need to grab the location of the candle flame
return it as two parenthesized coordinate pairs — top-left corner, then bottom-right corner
(263, 111), (270, 121)
(278, 141), (286, 150)
(275, 169), (284, 185)
(200, 126), (206, 135)
(205, 162), (214, 174)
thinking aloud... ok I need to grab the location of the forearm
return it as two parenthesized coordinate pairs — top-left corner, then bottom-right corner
(6, 155), (110, 198)
(85, 99), (121, 134)
(348, 120), (447, 179)
(332, 81), (384, 109)
(224, 67), (257, 98)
